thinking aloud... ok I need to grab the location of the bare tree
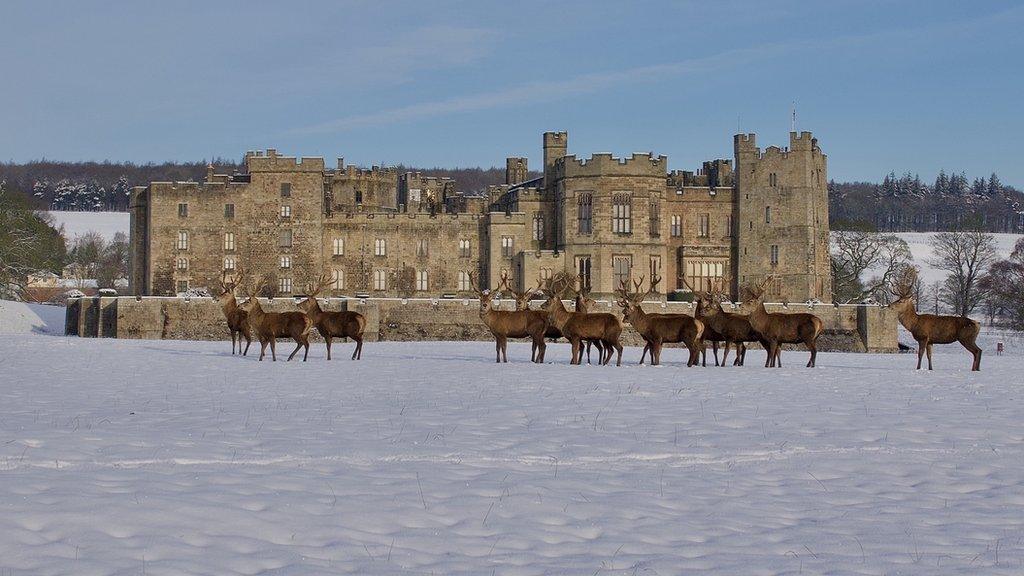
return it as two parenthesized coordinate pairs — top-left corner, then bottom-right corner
(978, 238), (1024, 328)
(830, 229), (912, 303)
(928, 228), (998, 316)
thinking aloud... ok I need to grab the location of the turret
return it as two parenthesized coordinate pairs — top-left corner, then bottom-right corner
(506, 157), (528, 185)
(543, 131), (567, 188)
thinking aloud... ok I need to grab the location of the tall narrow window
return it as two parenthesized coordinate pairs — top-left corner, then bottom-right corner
(280, 205), (292, 218)
(501, 236), (514, 258)
(224, 232), (235, 251)
(649, 201), (660, 238)
(612, 255), (632, 288)
(578, 192), (593, 234)
(279, 277), (292, 293)
(355, 190), (363, 204)
(576, 256), (592, 290)
(332, 238), (344, 256)
(177, 230), (189, 250)
(725, 215), (733, 237)
(698, 213), (710, 238)
(375, 238), (386, 256)
(459, 239), (471, 258)
(770, 245), (780, 266)
(279, 229), (292, 248)
(178, 203), (188, 217)
(224, 203), (235, 219)
(458, 270), (471, 291)
(612, 193), (632, 234)
(279, 255), (291, 269)
(416, 270), (428, 291)
(533, 214), (545, 241)
(768, 173), (777, 187)
(765, 206), (772, 224)
(374, 269), (387, 291)
(670, 215), (682, 237)
(280, 183), (291, 197)
(417, 239), (429, 258)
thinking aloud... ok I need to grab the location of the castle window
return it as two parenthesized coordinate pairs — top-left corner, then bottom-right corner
(331, 269), (344, 290)
(417, 239), (430, 258)
(459, 239), (471, 258)
(279, 229), (293, 248)
(223, 256), (236, 271)
(576, 256), (592, 290)
(355, 190), (363, 204)
(279, 277), (292, 293)
(416, 270), (428, 291)
(649, 201), (660, 238)
(501, 236), (514, 258)
(578, 193), (593, 234)
(698, 213), (710, 238)
(177, 231), (189, 250)
(375, 238), (386, 256)
(176, 257), (188, 271)
(769, 173), (777, 187)
(280, 205), (292, 218)
(533, 214), (545, 241)
(612, 194), (632, 234)
(770, 245), (780, 266)
(224, 232), (235, 251)
(374, 269), (387, 291)
(457, 270), (471, 291)
(176, 280), (188, 294)
(612, 255), (632, 288)
(670, 215), (682, 237)
(178, 203), (188, 218)
(765, 206), (772, 224)
(280, 183), (291, 197)
(684, 259), (725, 294)
(331, 238), (344, 256)
(280, 255), (291, 269)
(224, 203), (235, 219)
(725, 215), (733, 237)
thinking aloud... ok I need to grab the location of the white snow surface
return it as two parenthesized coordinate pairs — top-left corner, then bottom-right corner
(0, 300), (66, 334)
(2, 331), (1024, 574)
(44, 211), (130, 242)
(894, 232), (1022, 286)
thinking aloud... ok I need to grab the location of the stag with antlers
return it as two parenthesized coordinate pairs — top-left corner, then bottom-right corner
(690, 279), (768, 367)
(240, 276), (314, 361)
(217, 268), (252, 355)
(298, 273), (366, 360)
(889, 267), (982, 371)
(617, 275), (704, 366)
(743, 276), (823, 368)
(540, 273), (623, 365)
(471, 271), (548, 363)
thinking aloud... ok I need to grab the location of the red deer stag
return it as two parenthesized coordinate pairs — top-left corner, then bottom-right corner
(297, 273), (366, 360)
(616, 275), (703, 366)
(241, 277), (314, 362)
(216, 268), (251, 355)
(743, 276), (823, 368)
(683, 280), (725, 366)
(694, 288), (768, 367)
(501, 272), (604, 364)
(889, 267), (982, 371)
(470, 271), (548, 363)
(540, 274), (623, 366)
(566, 275), (605, 364)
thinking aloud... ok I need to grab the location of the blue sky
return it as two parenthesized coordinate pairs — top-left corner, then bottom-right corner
(2, 1), (1022, 184)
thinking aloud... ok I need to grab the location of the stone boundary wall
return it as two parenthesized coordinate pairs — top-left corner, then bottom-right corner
(66, 297), (899, 353)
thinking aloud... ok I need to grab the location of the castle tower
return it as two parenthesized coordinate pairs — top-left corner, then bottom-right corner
(543, 131), (567, 188)
(506, 157), (528, 185)
(734, 131), (831, 302)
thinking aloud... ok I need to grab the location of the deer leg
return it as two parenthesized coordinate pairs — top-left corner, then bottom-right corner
(614, 341), (623, 366)
(259, 340), (267, 361)
(916, 342), (925, 370)
(242, 330), (251, 356)
(302, 337), (310, 362)
(807, 341), (816, 368)
(963, 340), (982, 371)
(495, 339), (501, 363)
(287, 338), (303, 361)
(700, 342), (707, 367)
(736, 344), (745, 366)
(352, 336), (363, 360)
(270, 338), (277, 362)
(721, 341), (731, 367)
(775, 346), (783, 368)
(324, 336), (332, 360)
(639, 343), (648, 365)
(499, 336), (508, 363)
(534, 336), (546, 363)
(570, 338), (581, 365)
(926, 343), (933, 371)
(231, 331), (236, 354)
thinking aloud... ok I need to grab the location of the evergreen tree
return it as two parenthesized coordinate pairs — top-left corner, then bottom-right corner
(988, 172), (1002, 196)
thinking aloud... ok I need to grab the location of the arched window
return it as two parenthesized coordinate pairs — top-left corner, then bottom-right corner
(577, 193), (593, 234)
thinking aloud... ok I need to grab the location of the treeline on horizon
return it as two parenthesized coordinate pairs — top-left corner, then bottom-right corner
(2, 159), (1021, 233)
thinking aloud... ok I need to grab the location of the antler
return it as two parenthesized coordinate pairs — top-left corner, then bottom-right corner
(890, 266), (917, 300)
(308, 272), (332, 296)
(467, 270), (484, 297)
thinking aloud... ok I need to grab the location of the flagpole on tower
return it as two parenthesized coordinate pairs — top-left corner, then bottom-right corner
(791, 101), (797, 133)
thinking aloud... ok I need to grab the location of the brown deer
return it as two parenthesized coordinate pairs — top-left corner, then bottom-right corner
(566, 275), (605, 364)
(695, 291), (769, 367)
(297, 273), (366, 360)
(470, 271), (548, 363)
(540, 274), (623, 366)
(240, 276), (314, 362)
(216, 268), (251, 355)
(743, 276), (824, 368)
(616, 275), (704, 366)
(889, 267), (982, 371)
(683, 279), (725, 367)
(501, 272), (603, 364)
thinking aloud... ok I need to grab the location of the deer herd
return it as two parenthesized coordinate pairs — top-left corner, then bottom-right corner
(214, 266), (984, 371)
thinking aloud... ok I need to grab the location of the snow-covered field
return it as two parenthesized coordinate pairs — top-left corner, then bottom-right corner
(894, 232), (1022, 286)
(44, 210), (130, 242)
(3, 321), (1024, 574)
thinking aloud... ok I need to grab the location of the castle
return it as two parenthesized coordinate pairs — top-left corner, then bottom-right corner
(129, 131), (832, 302)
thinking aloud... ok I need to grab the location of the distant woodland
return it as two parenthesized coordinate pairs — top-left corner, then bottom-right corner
(2, 160), (1021, 233)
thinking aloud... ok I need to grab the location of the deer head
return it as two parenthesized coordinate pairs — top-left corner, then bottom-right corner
(538, 272), (574, 310)
(468, 271), (497, 313)
(298, 272), (332, 314)
(239, 274), (268, 312)
(743, 275), (776, 304)
(499, 271), (537, 311)
(217, 268), (245, 306)
(615, 274), (659, 323)
(888, 266), (918, 313)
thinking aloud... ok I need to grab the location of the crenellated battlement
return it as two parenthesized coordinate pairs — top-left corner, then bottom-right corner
(325, 211), (484, 223)
(244, 149), (325, 173)
(558, 152), (668, 178)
